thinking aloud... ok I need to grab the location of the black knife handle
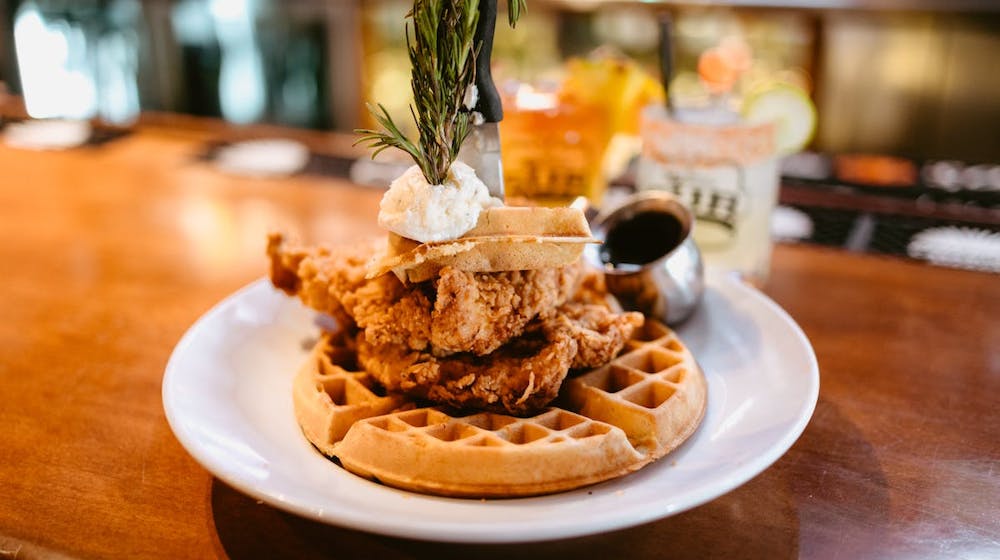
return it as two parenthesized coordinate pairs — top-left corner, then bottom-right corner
(658, 13), (674, 112)
(474, 0), (502, 123)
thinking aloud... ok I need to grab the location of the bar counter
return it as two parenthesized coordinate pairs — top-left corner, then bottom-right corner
(1, 120), (997, 559)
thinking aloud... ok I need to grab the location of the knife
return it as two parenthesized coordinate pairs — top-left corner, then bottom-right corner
(658, 13), (675, 115)
(460, 0), (505, 199)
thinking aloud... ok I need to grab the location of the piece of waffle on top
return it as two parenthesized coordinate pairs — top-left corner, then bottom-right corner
(366, 206), (598, 283)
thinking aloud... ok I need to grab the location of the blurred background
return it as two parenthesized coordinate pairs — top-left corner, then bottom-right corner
(1, 0), (998, 160)
(0, 0), (998, 269)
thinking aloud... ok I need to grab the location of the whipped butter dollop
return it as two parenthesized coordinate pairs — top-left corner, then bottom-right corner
(378, 161), (502, 243)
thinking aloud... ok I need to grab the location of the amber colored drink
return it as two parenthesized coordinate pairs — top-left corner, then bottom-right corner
(499, 88), (611, 206)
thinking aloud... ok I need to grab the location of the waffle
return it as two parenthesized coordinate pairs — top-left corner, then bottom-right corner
(561, 320), (708, 458)
(292, 320), (707, 498)
(292, 331), (411, 456)
(367, 206), (598, 283)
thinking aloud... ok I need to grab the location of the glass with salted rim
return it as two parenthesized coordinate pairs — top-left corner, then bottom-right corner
(636, 105), (778, 286)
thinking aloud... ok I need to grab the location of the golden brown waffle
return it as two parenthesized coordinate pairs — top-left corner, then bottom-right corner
(292, 332), (411, 456)
(561, 320), (708, 459)
(292, 320), (707, 498)
(367, 206), (597, 283)
(336, 408), (646, 497)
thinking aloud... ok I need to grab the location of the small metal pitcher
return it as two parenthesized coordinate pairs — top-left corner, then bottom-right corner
(586, 191), (704, 325)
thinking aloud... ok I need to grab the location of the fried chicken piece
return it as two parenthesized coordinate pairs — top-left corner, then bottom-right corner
(269, 233), (432, 347)
(267, 233), (583, 356)
(546, 303), (644, 369)
(572, 266), (617, 307)
(356, 300), (643, 415)
(429, 264), (582, 356)
(342, 273), (434, 351)
(357, 327), (577, 416)
(267, 232), (375, 328)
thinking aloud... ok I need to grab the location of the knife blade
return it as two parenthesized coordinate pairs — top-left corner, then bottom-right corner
(459, 0), (505, 199)
(462, 121), (504, 198)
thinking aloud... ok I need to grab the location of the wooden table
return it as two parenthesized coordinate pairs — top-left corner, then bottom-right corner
(1, 121), (997, 559)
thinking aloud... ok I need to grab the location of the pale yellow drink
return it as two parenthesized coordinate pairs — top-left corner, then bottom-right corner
(636, 106), (777, 285)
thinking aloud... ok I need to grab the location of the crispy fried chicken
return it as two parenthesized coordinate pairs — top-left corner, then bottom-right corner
(268, 233), (583, 356)
(267, 232), (644, 415)
(430, 265), (582, 356)
(356, 303), (642, 415)
(546, 303), (644, 369)
(356, 326), (577, 415)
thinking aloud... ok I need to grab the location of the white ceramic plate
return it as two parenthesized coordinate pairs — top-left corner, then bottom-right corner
(163, 276), (818, 543)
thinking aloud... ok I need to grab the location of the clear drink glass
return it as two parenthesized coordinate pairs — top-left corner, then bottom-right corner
(636, 105), (777, 285)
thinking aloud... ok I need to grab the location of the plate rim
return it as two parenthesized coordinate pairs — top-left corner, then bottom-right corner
(162, 276), (819, 543)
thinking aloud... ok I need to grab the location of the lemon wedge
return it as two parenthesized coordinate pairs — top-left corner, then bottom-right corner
(742, 83), (816, 155)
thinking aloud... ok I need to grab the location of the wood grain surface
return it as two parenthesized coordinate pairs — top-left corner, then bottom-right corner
(0, 121), (997, 559)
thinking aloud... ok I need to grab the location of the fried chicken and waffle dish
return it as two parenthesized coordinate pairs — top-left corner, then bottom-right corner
(268, 205), (707, 497)
(268, 225), (643, 415)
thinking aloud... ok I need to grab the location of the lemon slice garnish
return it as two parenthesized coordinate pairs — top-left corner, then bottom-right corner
(742, 83), (817, 155)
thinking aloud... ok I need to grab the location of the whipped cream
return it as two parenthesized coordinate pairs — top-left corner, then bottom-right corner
(378, 161), (502, 243)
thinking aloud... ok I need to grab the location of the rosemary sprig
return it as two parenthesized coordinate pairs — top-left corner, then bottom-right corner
(355, 0), (526, 185)
(355, 0), (478, 185)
